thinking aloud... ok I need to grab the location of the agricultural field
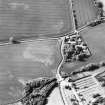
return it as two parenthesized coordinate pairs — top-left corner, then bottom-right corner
(0, 39), (62, 104)
(0, 0), (74, 41)
(71, 0), (99, 29)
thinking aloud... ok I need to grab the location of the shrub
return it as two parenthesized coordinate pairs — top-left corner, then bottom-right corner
(77, 53), (87, 61)
(102, 82), (105, 87)
(84, 63), (100, 71)
(97, 2), (103, 8)
(93, 94), (101, 98)
(100, 61), (105, 66)
(60, 71), (69, 78)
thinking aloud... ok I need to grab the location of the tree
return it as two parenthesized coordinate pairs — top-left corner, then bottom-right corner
(93, 94), (101, 98)
(65, 85), (71, 90)
(100, 61), (105, 66)
(97, 2), (103, 8)
(102, 81), (105, 87)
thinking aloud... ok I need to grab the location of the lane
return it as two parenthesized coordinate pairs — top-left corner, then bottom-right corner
(0, 39), (62, 104)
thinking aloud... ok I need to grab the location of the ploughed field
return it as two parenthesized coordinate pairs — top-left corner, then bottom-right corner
(61, 23), (105, 73)
(0, 0), (73, 41)
(71, 0), (99, 29)
(0, 39), (62, 104)
(80, 23), (105, 63)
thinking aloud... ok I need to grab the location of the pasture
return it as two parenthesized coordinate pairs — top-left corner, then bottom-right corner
(0, 0), (73, 41)
(0, 39), (62, 104)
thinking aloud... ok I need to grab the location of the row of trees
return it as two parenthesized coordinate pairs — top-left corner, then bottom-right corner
(73, 10), (78, 29)
(88, 19), (105, 27)
(92, 96), (105, 105)
(21, 78), (58, 105)
(71, 61), (105, 75)
(60, 61), (105, 81)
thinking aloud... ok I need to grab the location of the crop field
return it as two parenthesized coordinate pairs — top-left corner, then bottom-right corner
(80, 23), (105, 63)
(0, 0), (73, 41)
(0, 39), (62, 104)
(71, 0), (99, 29)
